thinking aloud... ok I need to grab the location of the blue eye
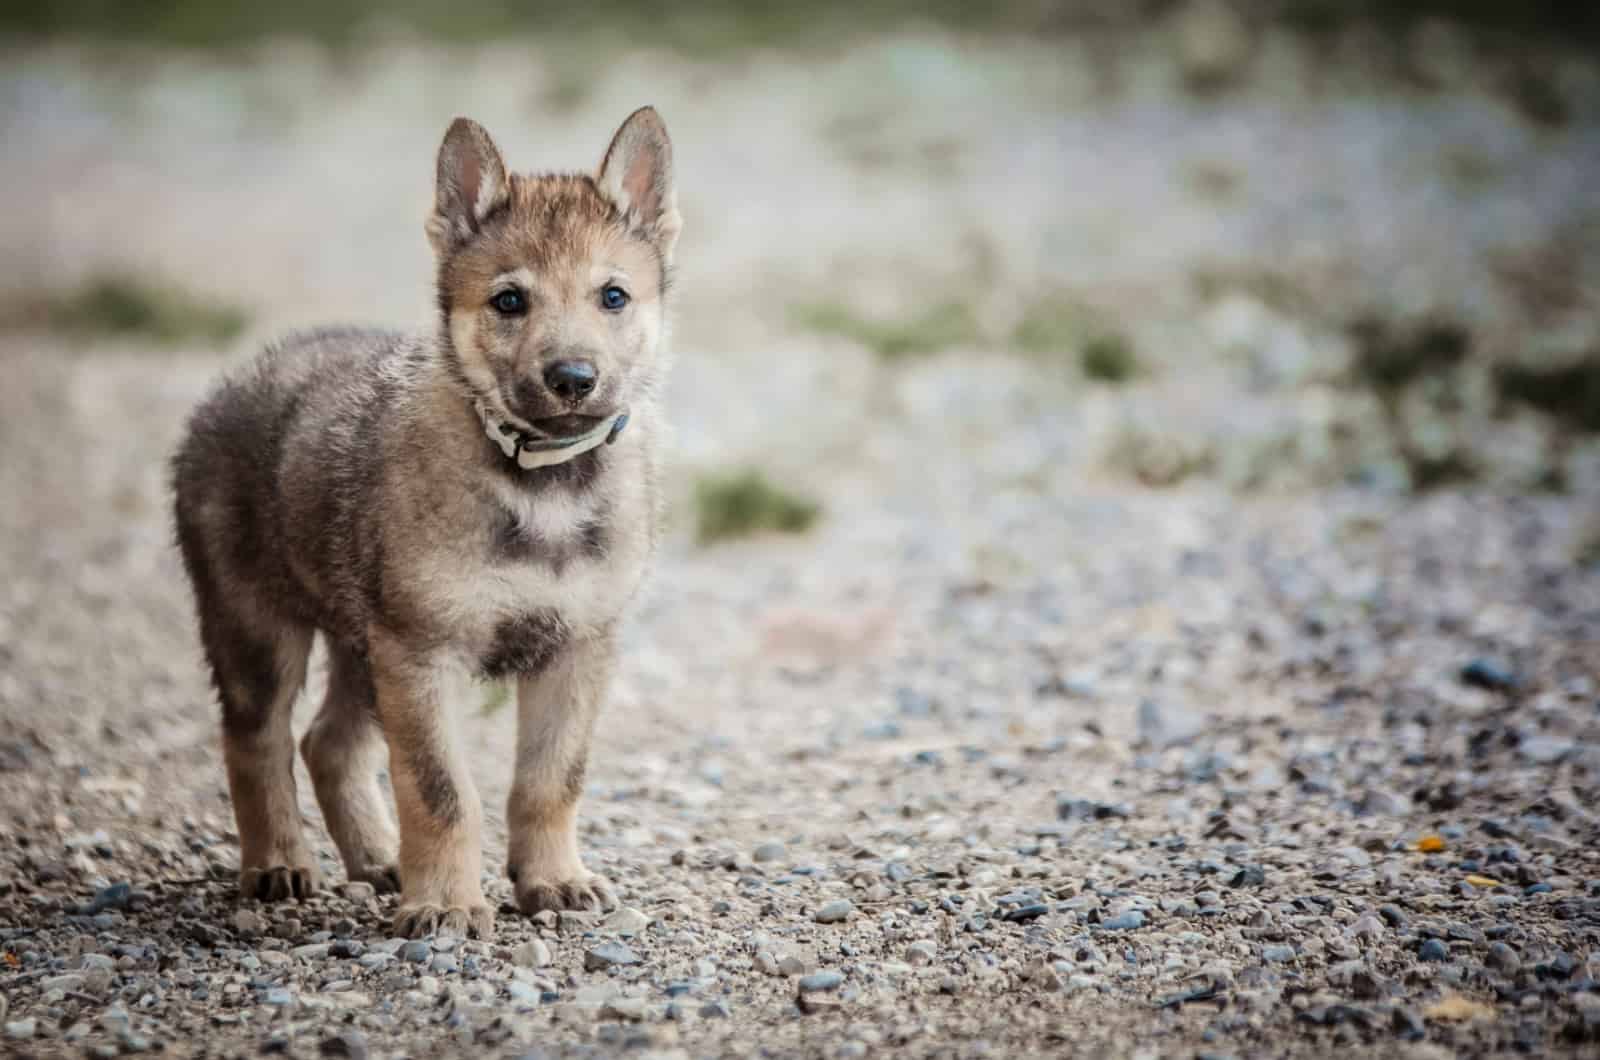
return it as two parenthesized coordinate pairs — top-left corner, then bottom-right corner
(601, 285), (629, 311)
(492, 290), (526, 315)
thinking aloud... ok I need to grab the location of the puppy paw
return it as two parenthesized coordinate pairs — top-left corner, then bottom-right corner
(349, 863), (402, 895)
(513, 870), (618, 915)
(240, 864), (321, 902)
(393, 902), (495, 940)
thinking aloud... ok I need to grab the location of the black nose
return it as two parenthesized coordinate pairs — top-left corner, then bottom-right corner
(543, 360), (597, 401)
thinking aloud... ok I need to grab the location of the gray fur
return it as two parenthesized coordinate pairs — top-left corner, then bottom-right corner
(171, 110), (675, 932)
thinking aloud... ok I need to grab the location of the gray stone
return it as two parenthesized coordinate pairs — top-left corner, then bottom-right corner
(1487, 941), (1520, 975)
(1099, 911), (1146, 931)
(401, 940), (431, 963)
(799, 970), (844, 993)
(585, 942), (641, 971)
(513, 939), (552, 968)
(752, 842), (787, 863)
(601, 907), (651, 937)
(814, 900), (855, 924)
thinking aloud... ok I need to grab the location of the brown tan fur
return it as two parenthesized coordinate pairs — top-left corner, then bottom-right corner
(172, 109), (680, 938)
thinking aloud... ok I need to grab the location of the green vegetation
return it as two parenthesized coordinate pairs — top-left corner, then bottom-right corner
(4, 274), (249, 347)
(0, 0), (1078, 53)
(790, 299), (981, 360)
(1010, 298), (1083, 356)
(695, 471), (820, 544)
(1012, 296), (1140, 383)
(1080, 333), (1139, 383)
(1348, 317), (1470, 393)
(1495, 354), (1600, 434)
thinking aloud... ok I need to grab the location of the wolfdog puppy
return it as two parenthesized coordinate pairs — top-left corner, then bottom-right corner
(172, 108), (680, 938)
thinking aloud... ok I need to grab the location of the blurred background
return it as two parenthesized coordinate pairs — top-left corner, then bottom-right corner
(3, 1), (1598, 744)
(3, 2), (1599, 541)
(4, 0), (1600, 792)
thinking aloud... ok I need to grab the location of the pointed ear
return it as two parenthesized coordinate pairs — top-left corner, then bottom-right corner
(597, 106), (681, 257)
(427, 117), (509, 255)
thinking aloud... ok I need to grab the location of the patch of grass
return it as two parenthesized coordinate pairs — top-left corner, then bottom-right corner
(1010, 298), (1085, 356)
(1495, 353), (1600, 434)
(0, 0), (1085, 53)
(1347, 316), (1470, 392)
(1011, 297), (1139, 383)
(790, 299), (981, 360)
(5, 273), (249, 347)
(695, 470), (820, 545)
(1080, 333), (1139, 383)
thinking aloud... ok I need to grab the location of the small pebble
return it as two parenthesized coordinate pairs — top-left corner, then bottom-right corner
(799, 970), (844, 993)
(815, 900), (855, 924)
(585, 942), (641, 971)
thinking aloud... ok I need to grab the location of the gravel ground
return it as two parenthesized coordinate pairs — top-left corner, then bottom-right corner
(2, 18), (1599, 1060)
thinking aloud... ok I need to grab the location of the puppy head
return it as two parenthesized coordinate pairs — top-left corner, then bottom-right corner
(428, 108), (680, 437)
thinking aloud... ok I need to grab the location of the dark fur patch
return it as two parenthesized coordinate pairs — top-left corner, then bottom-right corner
(579, 514), (608, 558)
(489, 502), (611, 573)
(406, 741), (460, 823)
(479, 609), (568, 678)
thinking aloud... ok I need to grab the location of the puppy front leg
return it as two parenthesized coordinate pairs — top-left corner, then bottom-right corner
(507, 633), (618, 914)
(370, 634), (493, 939)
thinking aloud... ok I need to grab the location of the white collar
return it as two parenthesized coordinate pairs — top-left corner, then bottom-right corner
(476, 401), (629, 470)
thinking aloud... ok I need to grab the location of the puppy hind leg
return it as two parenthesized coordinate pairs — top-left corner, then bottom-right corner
(301, 644), (401, 893)
(206, 612), (319, 902)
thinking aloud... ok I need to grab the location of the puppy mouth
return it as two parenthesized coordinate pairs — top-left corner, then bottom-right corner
(529, 413), (608, 438)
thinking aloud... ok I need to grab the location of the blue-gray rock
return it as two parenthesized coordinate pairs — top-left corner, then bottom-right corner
(1460, 658), (1518, 692)
(814, 900), (855, 924)
(400, 940), (431, 963)
(505, 981), (540, 1007)
(1138, 698), (1206, 748)
(1418, 939), (1449, 962)
(1099, 911), (1145, 931)
(1003, 904), (1049, 922)
(584, 942), (640, 971)
(1486, 941), (1520, 975)
(1377, 904), (1409, 930)
(1262, 945), (1295, 963)
(798, 971), (844, 993)
(86, 882), (133, 915)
